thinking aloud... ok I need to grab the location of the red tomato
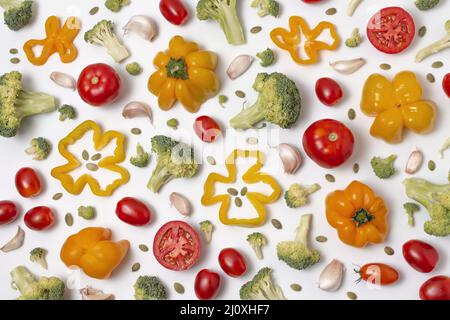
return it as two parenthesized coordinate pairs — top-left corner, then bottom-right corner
(357, 263), (399, 286)
(24, 206), (54, 231)
(302, 119), (355, 168)
(302, 0), (323, 3)
(15, 167), (41, 198)
(115, 197), (151, 226)
(153, 220), (201, 271)
(443, 73), (450, 98)
(402, 240), (439, 273)
(218, 248), (247, 278)
(315, 77), (344, 106)
(77, 63), (121, 107)
(367, 7), (415, 54)
(159, 0), (188, 26)
(193, 116), (221, 143)
(419, 276), (450, 300)
(194, 269), (221, 300)
(0, 201), (18, 225)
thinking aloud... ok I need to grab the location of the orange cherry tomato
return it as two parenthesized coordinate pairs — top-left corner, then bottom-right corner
(356, 263), (399, 286)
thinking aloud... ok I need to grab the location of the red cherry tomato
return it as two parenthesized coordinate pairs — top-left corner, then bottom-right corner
(194, 269), (221, 300)
(115, 197), (151, 226)
(193, 116), (221, 143)
(24, 206), (54, 231)
(419, 276), (450, 300)
(302, 119), (355, 168)
(402, 240), (439, 273)
(153, 221), (201, 271)
(218, 248), (247, 278)
(0, 201), (18, 225)
(77, 63), (121, 107)
(159, 0), (189, 26)
(15, 167), (42, 198)
(443, 73), (450, 98)
(367, 7), (415, 54)
(301, 0), (323, 3)
(357, 263), (399, 286)
(315, 77), (343, 106)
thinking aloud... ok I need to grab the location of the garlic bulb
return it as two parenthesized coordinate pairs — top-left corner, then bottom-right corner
(0, 226), (25, 253)
(318, 259), (345, 292)
(80, 287), (114, 300)
(405, 149), (424, 174)
(50, 72), (76, 90)
(227, 55), (253, 80)
(122, 101), (153, 124)
(170, 192), (192, 216)
(330, 58), (366, 75)
(123, 15), (157, 42)
(277, 143), (302, 174)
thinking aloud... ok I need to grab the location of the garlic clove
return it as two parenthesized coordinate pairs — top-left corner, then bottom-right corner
(227, 55), (253, 80)
(122, 101), (153, 124)
(329, 58), (366, 75)
(80, 286), (114, 300)
(50, 72), (77, 90)
(123, 15), (157, 42)
(405, 149), (424, 174)
(318, 259), (345, 292)
(277, 143), (302, 174)
(0, 226), (25, 253)
(170, 192), (192, 216)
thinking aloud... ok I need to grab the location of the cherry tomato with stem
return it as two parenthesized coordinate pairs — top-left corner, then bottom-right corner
(419, 276), (450, 300)
(315, 77), (344, 106)
(15, 167), (42, 198)
(356, 263), (399, 286)
(443, 73), (450, 98)
(116, 197), (151, 226)
(159, 0), (189, 26)
(193, 116), (221, 143)
(194, 269), (221, 300)
(402, 240), (439, 273)
(218, 248), (247, 277)
(0, 201), (18, 225)
(24, 206), (54, 231)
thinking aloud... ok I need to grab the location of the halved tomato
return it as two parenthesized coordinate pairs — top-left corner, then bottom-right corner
(367, 7), (415, 54)
(153, 220), (201, 271)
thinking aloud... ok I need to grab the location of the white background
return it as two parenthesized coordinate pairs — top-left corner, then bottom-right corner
(0, 0), (449, 300)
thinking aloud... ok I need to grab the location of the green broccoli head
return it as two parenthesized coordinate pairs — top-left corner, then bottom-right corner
(240, 267), (286, 300)
(134, 275), (167, 300)
(284, 183), (321, 208)
(58, 104), (76, 121)
(230, 72), (301, 130)
(256, 48), (275, 67)
(251, 0), (280, 17)
(345, 28), (361, 48)
(0, 0), (33, 31)
(403, 202), (420, 226)
(10, 266), (65, 300)
(370, 154), (397, 179)
(77, 206), (96, 220)
(104, 0), (130, 12)
(200, 220), (214, 244)
(130, 143), (150, 168)
(0, 71), (56, 137)
(25, 137), (51, 160)
(29, 247), (48, 270)
(126, 62), (142, 76)
(415, 0), (440, 10)
(277, 214), (320, 270)
(246, 232), (267, 259)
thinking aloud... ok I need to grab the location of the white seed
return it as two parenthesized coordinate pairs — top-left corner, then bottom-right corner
(227, 55), (253, 80)
(170, 192), (192, 216)
(50, 72), (76, 90)
(405, 149), (424, 174)
(318, 259), (345, 292)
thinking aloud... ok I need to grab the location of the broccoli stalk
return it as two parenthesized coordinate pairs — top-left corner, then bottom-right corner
(246, 232), (267, 259)
(415, 0), (440, 10)
(256, 48), (275, 67)
(25, 137), (51, 160)
(200, 220), (214, 244)
(0, 0), (33, 31)
(196, 0), (246, 45)
(29, 247), (48, 270)
(250, 0), (280, 18)
(240, 267), (286, 300)
(230, 72), (301, 130)
(370, 154), (397, 179)
(347, 0), (362, 16)
(416, 20), (450, 62)
(403, 202), (420, 226)
(345, 28), (362, 48)
(439, 137), (450, 158)
(134, 275), (167, 300)
(130, 143), (150, 168)
(284, 183), (321, 208)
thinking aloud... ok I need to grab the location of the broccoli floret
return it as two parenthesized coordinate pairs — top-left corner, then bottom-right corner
(29, 247), (48, 270)
(415, 0), (439, 10)
(403, 202), (420, 227)
(284, 183), (321, 208)
(370, 154), (397, 179)
(250, 0), (280, 17)
(105, 0), (130, 12)
(277, 214), (320, 270)
(130, 143), (150, 168)
(126, 62), (142, 76)
(58, 104), (76, 121)
(256, 48), (275, 67)
(230, 72), (301, 130)
(25, 137), (51, 160)
(246, 232), (267, 259)
(404, 178), (450, 237)
(416, 20), (450, 62)
(240, 267), (286, 300)
(147, 135), (199, 192)
(78, 206), (96, 220)
(10, 266), (65, 300)
(0, 0), (33, 31)
(0, 71), (56, 137)
(345, 28), (362, 48)
(134, 275), (167, 300)
(199, 220), (214, 244)
(84, 20), (130, 63)
(196, 0), (245, 45)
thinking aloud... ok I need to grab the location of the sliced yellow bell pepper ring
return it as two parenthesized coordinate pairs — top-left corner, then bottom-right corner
(51, 120), (129, 197)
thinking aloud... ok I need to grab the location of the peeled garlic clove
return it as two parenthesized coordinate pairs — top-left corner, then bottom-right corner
(50, 72), (76, 90)
(0, 226), (25, 253)
(277, 143), (302, 174)
(122, 101), (153, 124)
(329, 58), (366, 75)
(80, 287), (114, 300)
(123, 15), (157, 42)
(318, 259), (345, 292)
(405, 149), (424, 174)
(227, 55), (253, 80)
(170, 192), (192, 216)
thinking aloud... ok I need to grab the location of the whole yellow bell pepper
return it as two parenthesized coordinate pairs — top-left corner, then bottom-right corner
(361, 71), (437, 143)
(148, 35), (220, 112)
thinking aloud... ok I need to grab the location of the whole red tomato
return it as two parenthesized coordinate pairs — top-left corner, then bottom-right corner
(302, 119), (355, 168)
(402, 240), (439, 273)
(116, 197), (151, 226)
(24, 206), (54, 231)
(193, 116), (221, 143)
(419, 276), (450, 300)
(77, 63), (121, 107)
(357, 263), (399, 286)
(159, 0), (188, 25)
(218, 248), (247, 278)
(315, 77), (343, 106)
(15, 167), (41, 198)
(443, 73), (450, 98)
(0, 201), (18, 225)
(194, 269), (221, 300)
(302, 0), (323, 2)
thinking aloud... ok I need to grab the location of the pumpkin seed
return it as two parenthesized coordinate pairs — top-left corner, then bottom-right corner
(235, 90), (246, 98)
(250, 26), (262, 34)
(384, 246), (395, 256)
(347, 108), (356, 120)
(91, 153), (101, 161)
(166, 118), (178, 129)
(290, 284), (302, 292)
(52, 193), (63, 200)
(138, 244), (149, 252)
(174, 282), (185, 294)
(325, 7), (337, 15)
(131, 263), (141, 272)
(86, 163), (99, 172)
(131, 128), (142, 135)
(431, 61), (443, 68)
(353, 163), (360, 174)
(428, 160), (436, 171)
(426, 73), (435, 83)
(227, 188), (238, 196)
(65, 213), (73, 227)
(10, 57), (20, 64)
(89, 6), (99, 15)
(347, 291), (358, 300)
(82, 150), (89, 161)
(235, 197), (243, 207)
(315, 235), (328, 243)
(325, 174), (336, 183)
(418, 26), (427, 37)
(271, 218), (282, 229)
(9, 48), (18, 54)
(379, 63), (391, 70)
(240, 187), (248, 196)
(246, 137), (258, 145)
(206, 156), (216, 165)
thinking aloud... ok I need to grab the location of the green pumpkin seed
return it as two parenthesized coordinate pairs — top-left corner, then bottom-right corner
(379, 63), (391, 70)
(290, 284), (302, 292)
(325, 174), (336, 183)
(9, 48), (18, 54)
(52, 193), (63, 200)
(315, 235), (328, 243)
(240, 187), (248, 196)
(65, 213), (74, 227)
(174, 282), (185, 294)
(235, 90), (246, 98)
(432, 61), (443, 68)
(384, 246), (395, 256)
(86, 163), (99, 172)
(138, 244), (149, 252)
(91, 153), (102, 161)
(426, 73), (435, 83)
(271, 219), (282, 229)
(10, 57), (20, 64)
(235, 197), (243, 207)
(353, 163), (360, 174)
(227, 188), (238, 196)
(131, 128), (142, 135)
(348, 108), (356, 120)
(325, 8), (337, 15)
(428, 160), (436, 171)
(347, 291), (358, 300)
(250, 26), (262, 34)
(82, 150), (89, 161)
(131, 263), (141, 272)
(89, 6), (99, 15)
(206, 156), (216, 165)
(246, 137), (258, 145)
(418, 26), (427, 37)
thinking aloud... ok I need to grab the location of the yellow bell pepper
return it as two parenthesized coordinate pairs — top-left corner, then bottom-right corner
(361, 71), (437, 143)
(148, 35), (220, 112)
(201, 150), (281, 227)
(51, 120), (129, 197)
(60, 227), (129, 279)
